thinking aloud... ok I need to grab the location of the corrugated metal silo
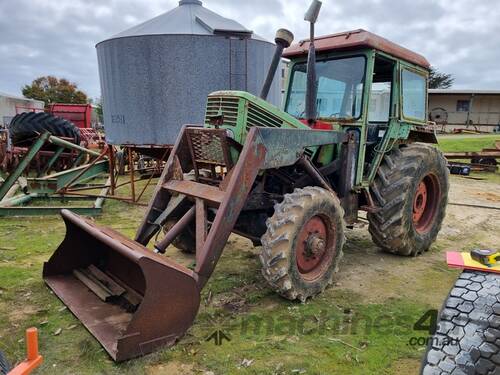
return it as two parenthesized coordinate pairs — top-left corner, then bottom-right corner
(96, 0), (280, 146)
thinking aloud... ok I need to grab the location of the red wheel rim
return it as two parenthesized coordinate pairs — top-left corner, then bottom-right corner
(296, 215), (335, 281)
(412, 173), (440, 234)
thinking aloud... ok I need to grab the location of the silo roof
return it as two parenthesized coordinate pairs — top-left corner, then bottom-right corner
(99, 0), (268, 44)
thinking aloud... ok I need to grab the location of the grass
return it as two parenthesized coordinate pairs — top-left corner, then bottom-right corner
(436, 133), (499, 183)
(437, 134), (498, 153)
(0, 135), (497, 373)
(0, 218), (445, 375)
(0, 176), (459, 375)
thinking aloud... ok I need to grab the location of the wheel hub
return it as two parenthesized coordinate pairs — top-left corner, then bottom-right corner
(305, 234), (326, 256)
(296, 215), (334, 279)
(412, 174), (440, 234)
(413, 181), (428, 223)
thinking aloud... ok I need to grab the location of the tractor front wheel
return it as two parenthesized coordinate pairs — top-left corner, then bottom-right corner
(260, 187), (345, 302)
(368, 143), (449, 256)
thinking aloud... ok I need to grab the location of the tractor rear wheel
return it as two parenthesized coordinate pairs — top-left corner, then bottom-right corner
(9, 112), (81, 147)
(260, 187), (345, 302)
(368, 143), (449, 256)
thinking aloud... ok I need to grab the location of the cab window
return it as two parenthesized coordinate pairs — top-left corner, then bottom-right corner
(286, 56), (366, 120)
(402, 69), (426, 121)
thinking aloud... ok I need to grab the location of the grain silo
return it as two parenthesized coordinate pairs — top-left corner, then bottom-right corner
(96, 0), (280, 146)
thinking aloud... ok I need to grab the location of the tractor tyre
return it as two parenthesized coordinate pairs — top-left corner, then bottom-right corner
(260, 186), (345, 302)
(163, 220), (196, 254)
(0, 350), (10, 375)
(420, 270), (500, 375)
(368, 143), (449, 256)
(9, 112), (81, 147)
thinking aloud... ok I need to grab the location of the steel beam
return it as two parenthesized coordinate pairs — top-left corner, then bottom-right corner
(0, 132), (50, 200)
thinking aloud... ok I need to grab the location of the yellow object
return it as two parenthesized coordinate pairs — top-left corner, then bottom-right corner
(447, 251), (500, 274)
(470, 249), (500, 267)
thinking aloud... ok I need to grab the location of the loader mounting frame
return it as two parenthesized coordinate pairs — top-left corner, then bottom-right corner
(136, 125), (347, 287)
(43, 125), (346, 362)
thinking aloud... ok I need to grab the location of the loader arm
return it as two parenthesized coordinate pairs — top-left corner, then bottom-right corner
(136, 126), (346, 287)
(43, 125), (345, 362)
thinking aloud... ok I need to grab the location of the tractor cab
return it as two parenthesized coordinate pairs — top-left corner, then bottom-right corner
(283, 29), (435, 181)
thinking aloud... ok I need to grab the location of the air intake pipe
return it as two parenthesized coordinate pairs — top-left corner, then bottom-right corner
(304, 0), (322, 124)
(260, 29), (294, 100)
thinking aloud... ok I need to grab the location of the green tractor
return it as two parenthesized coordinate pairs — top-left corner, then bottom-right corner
(43, 1), (449, 361)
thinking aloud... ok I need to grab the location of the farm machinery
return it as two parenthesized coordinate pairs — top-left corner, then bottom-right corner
(43, 1), (449, 361)
(0, 103), (103, 174)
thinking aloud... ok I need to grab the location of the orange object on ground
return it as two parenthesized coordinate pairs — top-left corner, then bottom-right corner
(8, 328), (43, 375)
(446, 251), (500, 273)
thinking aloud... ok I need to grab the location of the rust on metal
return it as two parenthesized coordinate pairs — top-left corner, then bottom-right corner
(444, 150), (500, 159)
(43, 209), (200, 362)
(195, 198), (207, 260)
(296, 215), (334, 281)
(43, 125), (346, 361)
(163, 180), (225, 206)
(194, 127), (266, 287)
(154, 206), (195, 253)
(412, 173), (440, 234)
(284, 29), (430, 69)
(298, 156), (334, 193)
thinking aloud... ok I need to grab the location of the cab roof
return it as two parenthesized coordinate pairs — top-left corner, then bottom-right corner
(283, 29), (430, 69)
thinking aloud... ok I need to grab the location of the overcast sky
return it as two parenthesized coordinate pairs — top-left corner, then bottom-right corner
(1, 0), (499, 99)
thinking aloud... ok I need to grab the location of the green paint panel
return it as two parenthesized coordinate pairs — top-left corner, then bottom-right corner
(202, 46), (434, 189)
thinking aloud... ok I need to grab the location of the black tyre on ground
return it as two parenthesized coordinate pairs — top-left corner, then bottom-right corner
(0, 350), (10, 375)
(368, 143), (449, 256)
(9, 112), (80, 147)
(260, 186), (345, 302)
(421, 270), (500, 375)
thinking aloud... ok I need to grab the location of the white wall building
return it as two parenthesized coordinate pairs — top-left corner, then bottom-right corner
(0, 91), (44, 127)
(428, 89), (500, 132)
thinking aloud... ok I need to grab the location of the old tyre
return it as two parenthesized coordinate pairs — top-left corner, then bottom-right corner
(368, 143), (449, 256)
(0, 350), (10, 375)
(260, 186), (345, 302)
(9, 112), (80, 146)
(421, 271), (500, 375)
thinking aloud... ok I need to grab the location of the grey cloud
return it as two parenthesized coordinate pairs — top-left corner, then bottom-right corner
(1, 0), (499, 98)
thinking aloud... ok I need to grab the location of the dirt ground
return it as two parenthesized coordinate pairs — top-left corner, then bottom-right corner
(0, 174), (499, 374)
(339, 176), (500, 305)
(141, 175), (500, 374)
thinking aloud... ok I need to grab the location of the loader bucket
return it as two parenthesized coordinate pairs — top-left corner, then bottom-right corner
(43, 209), (200, 362)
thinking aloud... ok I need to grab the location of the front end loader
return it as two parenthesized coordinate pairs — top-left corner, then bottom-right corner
(43, 1), (450, 361)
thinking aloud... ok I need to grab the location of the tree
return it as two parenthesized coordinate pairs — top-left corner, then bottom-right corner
(93, 97), (104, 123)
(429, 67), (454, 89)
(22, 76), (88, 107)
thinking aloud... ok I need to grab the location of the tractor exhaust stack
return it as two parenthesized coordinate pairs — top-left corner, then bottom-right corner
(260, 29), (294, 100)
(304, 0), (322, 124)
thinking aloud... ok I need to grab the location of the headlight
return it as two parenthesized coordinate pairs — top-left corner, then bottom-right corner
(225, 129), (234, 139)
